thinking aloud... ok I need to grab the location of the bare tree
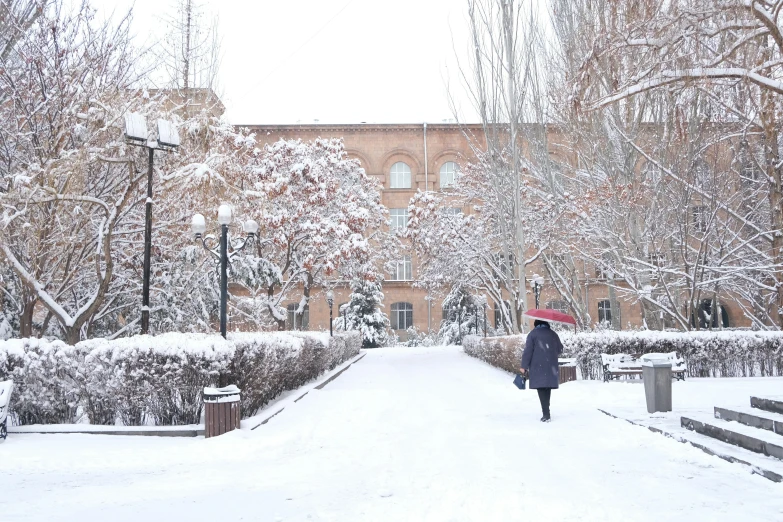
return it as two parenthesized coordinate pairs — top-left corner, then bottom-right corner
(0, 0), (46, 60)
(444, 0), (558, 333)
(576, 0), (783, 327)
(159, 0), (221, 93)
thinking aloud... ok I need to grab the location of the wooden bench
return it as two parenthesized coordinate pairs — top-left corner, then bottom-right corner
(601, 353), (688, 382)
(601, 354), (643, 382)
(638, 352), (687, 381)
(0, 380), (13, 440)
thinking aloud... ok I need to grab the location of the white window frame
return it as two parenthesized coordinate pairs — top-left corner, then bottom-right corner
(444, 207), (463, 217)
(546, 300), (569, 314)
(597, 299), (612, 325)
(391, 302), (413, 330)
(389, 208), (409, 230)
(390, 255), (413, 281)
(390, 162), (411, 189)
(287, 303), (310, 330)
(440, 161), (457, 189)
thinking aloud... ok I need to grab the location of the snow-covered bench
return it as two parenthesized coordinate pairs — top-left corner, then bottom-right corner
(638, 352), (687, 381)
(0, 380), (13, 440)
(601, 354), (643, 382)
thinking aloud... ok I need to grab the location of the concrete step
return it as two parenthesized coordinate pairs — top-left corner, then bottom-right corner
(714, 406), (783, 437)
(600, 409), (783, 483)
(681, 416), (783, 461)
(751, 396), (783, 416)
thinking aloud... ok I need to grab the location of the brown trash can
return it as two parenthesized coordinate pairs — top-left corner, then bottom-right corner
(203, 385), (241, 438)
(558, 358), (577, 384)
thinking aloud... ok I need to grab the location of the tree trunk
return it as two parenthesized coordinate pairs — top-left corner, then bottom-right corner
(19, 297), (35, 338)
(761, 96), (783, 328)
(64, 326), (81, 346)
(502, 0), (527, 334)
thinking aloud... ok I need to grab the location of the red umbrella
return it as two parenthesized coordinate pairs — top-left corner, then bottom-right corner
(523, 308), (577, 327)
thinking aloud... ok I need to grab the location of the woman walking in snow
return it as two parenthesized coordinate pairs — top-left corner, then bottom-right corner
(520, 320), (563, 422)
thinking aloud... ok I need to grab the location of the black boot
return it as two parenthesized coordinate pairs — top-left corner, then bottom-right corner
(540, 415), (551, 422)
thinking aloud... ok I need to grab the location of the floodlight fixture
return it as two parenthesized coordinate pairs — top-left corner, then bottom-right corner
(157, 119), (180, 149)
(124, 112), (148, 143)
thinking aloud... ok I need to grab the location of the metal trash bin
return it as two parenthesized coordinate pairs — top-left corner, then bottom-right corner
(203, 385), (241, 438)
(642, 360), (672, 413)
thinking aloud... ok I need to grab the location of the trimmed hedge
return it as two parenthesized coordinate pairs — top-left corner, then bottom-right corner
(0, 331), (361, 426)
(463, 335), (524, 374)
(464, 330), (783, 380)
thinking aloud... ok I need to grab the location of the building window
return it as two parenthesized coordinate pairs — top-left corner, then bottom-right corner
(647, 253), (666, 267)
(390, 255), (413, 281)
(694, 299), (730, 329)
(595, 253), (615, 279)
(440, 161), (458, 189)
(742, 163), (760, 182)
(692, 205), (708, 232)
(442, 304), (454, 321)
(391, 302), (413, 330)
(494, 300), (511, 329)
(597, 300), (612, 325)
(389, 208), (409, 230)
(287, 303), (310, 330)
(494, 253), (515, 278)
(390, 162), (411, 189)
(444, 207), (463, 217)
(546, 300), (569, 314)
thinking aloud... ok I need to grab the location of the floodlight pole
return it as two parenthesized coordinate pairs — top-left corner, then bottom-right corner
(125, 114), (180, 336)
(141, 146), (155, 335)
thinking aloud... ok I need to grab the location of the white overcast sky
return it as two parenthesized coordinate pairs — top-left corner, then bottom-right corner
(95, 0), (481, 124)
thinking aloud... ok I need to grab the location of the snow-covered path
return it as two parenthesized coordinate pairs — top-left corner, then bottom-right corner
(2, 346), (782, 521)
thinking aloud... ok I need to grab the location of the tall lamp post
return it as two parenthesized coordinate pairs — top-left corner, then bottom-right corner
(124, 113), (180, 335)
(531, 274), (544, 309)
(326, 290), (334, 337)
(191, 205), (259, 338)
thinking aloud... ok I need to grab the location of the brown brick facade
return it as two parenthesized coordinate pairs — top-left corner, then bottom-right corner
(241, 123), (750, 334)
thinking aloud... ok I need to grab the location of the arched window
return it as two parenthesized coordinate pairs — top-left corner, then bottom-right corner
(287, 303), (309, 330)
(693, 300), (730, 329)
(390, 162), (411, 189)
(440, 161), (458, 189)
(391, 302), (413, 330)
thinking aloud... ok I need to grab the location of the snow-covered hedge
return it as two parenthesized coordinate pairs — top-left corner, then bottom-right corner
(0, 331), (361, 426)
(463, 335), (524, 374)
(464, 330), (783, 380)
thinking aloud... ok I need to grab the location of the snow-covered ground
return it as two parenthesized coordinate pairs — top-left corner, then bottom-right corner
(1, 346), (781, 522)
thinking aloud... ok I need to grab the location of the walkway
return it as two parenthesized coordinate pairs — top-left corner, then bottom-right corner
(1, 346), (781, 521)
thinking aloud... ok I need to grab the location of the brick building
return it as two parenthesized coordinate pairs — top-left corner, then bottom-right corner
(241, 123), (750, 335)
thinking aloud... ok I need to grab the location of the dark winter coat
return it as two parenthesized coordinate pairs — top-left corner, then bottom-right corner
(521, 324), (563, 389)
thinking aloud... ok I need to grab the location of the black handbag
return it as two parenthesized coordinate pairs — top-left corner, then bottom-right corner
(513, 373), (527, 390)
